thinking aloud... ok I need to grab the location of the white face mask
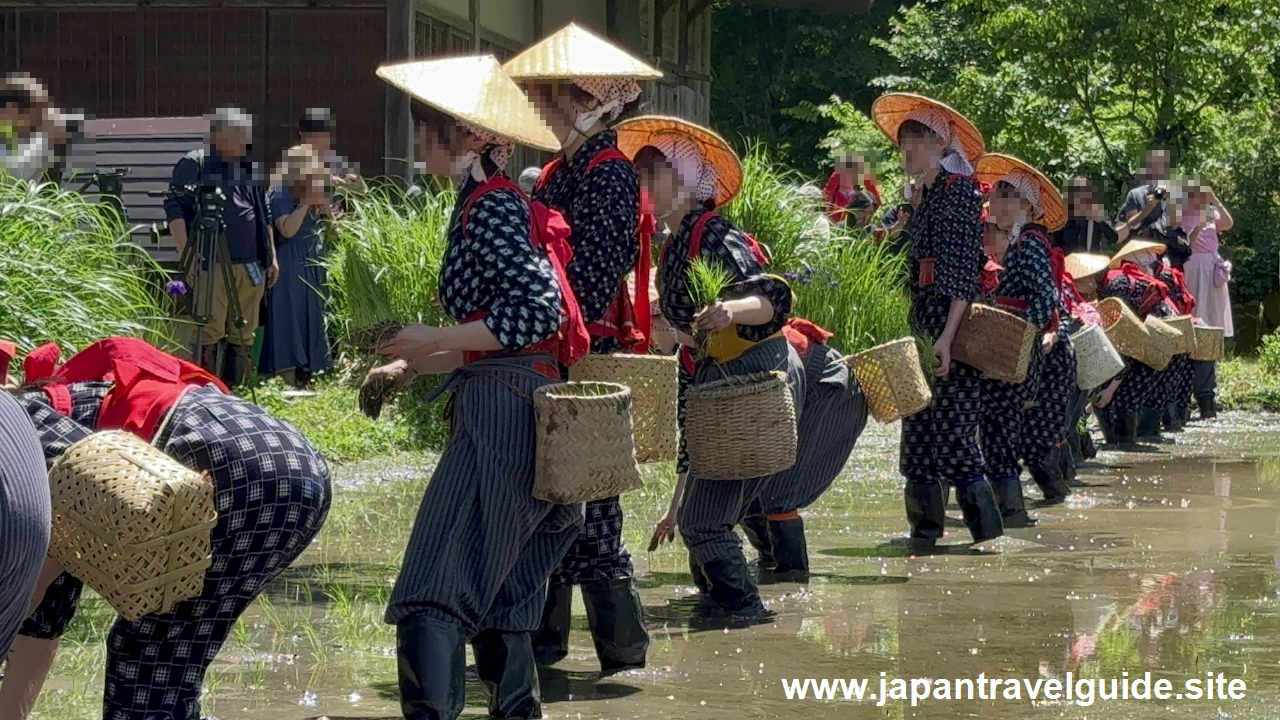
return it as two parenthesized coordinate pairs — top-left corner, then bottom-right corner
(564, 103), (613, 148)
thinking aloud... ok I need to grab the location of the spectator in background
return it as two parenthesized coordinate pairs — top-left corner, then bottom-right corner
(1177, 178), (1234, 420)
(1056, 176), (1119, 254)
(164, 107), (277, 386)
(823, 151), (882, 229)
(298, 107), (367, 196)
(1116, 149), (1189, 266)
(0, 74), (65, 182)
(259, 145), (333, 388)
(518, 165), (542, 194)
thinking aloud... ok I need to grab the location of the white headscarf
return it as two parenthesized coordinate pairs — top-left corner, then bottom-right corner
(997, 169), (1045, 221)
(647, 133), (719, 205)
(905, 105), (974, 176)
(457, 123), (515, 184)
(566, 79), (642, 146)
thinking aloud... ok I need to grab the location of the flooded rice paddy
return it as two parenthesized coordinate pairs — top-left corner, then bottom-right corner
(28, 413), (1280, 719)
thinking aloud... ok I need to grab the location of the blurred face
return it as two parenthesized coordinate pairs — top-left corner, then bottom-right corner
(837, 155), (866, 185)
(1185, 183), (1209, 211)
(1076, 274), (1099, 299)
(414, 118), (483, 178)
(213, 125), (250, 160)
(524, 81), (596, 145)
(636, 151), (686, 219)
(300, 131), (332, 157)
(1144, 151), (1170, 182)
(1067, 179), (1095, 214)
(899, 128), (945, 176)
(989, 183), (1034, 230)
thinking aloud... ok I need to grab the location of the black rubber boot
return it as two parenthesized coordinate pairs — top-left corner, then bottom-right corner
(1196, 393), (1218, 420)
(1060, 444), (1084, 488)
(396, 614), (467, 720)
(990, 475), (1037, 528)
(581, 577), (648, 675)
(221, 343), (249, 387)
(903, 481), (946, 554)
(1096, 406), (1118, 446)
(1137, 408), (1174, 444)
(1079, 425), (1099, 460)
(199, 343), (221, 377)
(1163, 403), (1184, 432)
(955, 479), (1004, 543)
(696, 555), (772, 626)
(471, 630), (542, 719)
(532, 581), (572, 666)
(688, 555), (710, 594)
(1030, 447), (1072, 503)
(740, 515), (775, 571)
(761, 517), (809, 583)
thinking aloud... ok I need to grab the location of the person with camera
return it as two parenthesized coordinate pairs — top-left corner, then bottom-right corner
(163, 108), (277, 387)
(0, 74), (67, 183)
(823, 151), (882, 230)
(1114, 150), (1188, 263)
(259, 145), (334, 388)
(298, 107), (366, 199)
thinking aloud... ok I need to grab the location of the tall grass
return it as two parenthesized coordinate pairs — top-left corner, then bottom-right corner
(720, 145), (911, 355)
(0, 175), (170, 367)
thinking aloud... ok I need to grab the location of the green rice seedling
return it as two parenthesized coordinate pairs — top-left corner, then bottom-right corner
(685, 257), (733, 311)
(722, 143), (830, 273)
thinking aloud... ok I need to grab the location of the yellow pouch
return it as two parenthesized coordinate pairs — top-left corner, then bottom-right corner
(706, 327), (784, 363)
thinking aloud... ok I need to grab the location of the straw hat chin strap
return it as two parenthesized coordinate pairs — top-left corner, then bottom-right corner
(906, 106), (973, 176)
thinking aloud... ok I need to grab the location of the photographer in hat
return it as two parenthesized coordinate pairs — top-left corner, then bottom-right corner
(1115, 149), (1189, 266)
(503, 22), (658, 677)
(365, 55), (586, 720)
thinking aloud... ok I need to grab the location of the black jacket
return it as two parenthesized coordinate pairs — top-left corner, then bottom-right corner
(162, 148), (274, 267)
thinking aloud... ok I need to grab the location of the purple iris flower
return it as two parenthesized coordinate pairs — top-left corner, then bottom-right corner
(165, 280), (189, 296)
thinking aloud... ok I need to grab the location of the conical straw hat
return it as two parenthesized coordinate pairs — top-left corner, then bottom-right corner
(1109, 239), (1167, 269)
(975, 153), (1066, 232)
(503, 23), (663, 81)
(1064, 253), (1111, 281)
(376, 55), (560, 152)
(615, 115), (742, 208)
(871, 93), (985, 163)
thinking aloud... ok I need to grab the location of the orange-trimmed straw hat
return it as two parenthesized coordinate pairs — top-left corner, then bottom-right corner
(615, 115), (742, 208)
(975, 153), (1067, 232)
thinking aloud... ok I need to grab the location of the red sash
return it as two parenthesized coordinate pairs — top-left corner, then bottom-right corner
(536, 147), (651, 353)
(16, 338), (227, 442)
(459, 176), (590, 374)
(1105, 262), (1170, 317)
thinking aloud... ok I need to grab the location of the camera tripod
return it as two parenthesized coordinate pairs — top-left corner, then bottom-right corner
(69, 167), (129, 221)
(150, 183), (249, 384)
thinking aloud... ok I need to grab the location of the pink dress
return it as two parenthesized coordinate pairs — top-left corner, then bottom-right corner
(1179, 208), (1234, 337)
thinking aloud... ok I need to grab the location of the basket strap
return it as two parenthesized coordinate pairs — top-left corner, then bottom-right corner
(422, 354), (557, 406)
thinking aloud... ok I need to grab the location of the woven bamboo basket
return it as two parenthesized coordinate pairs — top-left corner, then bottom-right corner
(846, 338), (932, 423)
(47, 431), (217, 622)
(533, 382), (643, 504)
(1097, 297), (1151, 362)
(1191, 325), (1225, 362)
(568, 354), (677, 464)
(1071, 323), (1125, 390)
(685, 371), (797, 480)
(1140, 317), (1180, 371)
(951, 304), (1038, 383)
(1165, 315), (1194, 355)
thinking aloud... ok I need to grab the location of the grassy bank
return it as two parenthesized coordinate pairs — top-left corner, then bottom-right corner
(1218, 357), (1280, 412)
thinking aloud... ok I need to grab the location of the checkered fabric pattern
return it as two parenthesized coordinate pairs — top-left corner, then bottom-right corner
(551, 497), (633, 584)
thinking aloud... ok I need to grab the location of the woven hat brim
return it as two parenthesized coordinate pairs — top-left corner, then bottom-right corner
(1109, 239), (1167, 269)
(377, 56), (561, 153)
(503, 23), (663, 81)
(871, 93), (986, 162)
(1064, 253), (1112, 280)
(615, 115), (742, 208)
(975, 153), (1066, 232)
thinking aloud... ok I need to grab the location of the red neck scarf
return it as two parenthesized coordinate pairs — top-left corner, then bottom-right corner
(1105, 261), (1169, 316)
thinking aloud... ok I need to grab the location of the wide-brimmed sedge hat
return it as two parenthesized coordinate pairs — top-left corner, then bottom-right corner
(1109, 239), (1167, 269)
(975, 153), (1067, 232)
(616, 115), (742, 208)
(503, 23), (663, 81)
(1064, 252), (1111, 281)
(376, 55), (560, 153)
(871, 93), (985, 174)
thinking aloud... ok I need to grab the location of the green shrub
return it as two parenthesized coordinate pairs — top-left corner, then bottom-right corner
(0, 175), (171, 375)
(252, 376), (412, 464)
(1259, 331), (1280, 375)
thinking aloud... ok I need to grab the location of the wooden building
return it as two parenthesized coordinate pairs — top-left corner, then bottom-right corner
(0, 0), (714, 180)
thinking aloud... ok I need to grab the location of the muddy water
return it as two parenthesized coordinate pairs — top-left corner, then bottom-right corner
(29, 414), (1280, 719)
